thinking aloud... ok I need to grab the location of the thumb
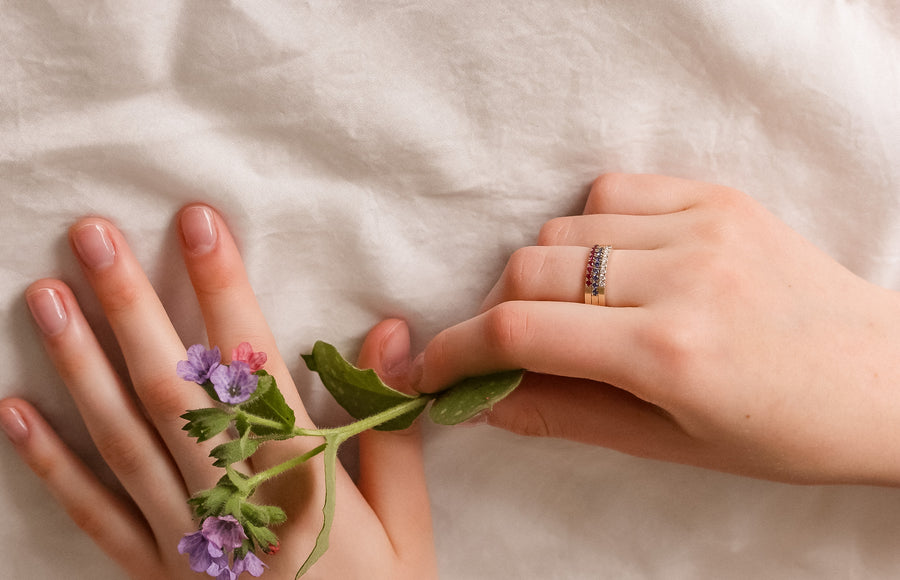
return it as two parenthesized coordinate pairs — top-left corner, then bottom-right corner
(355, 319), (436, 569)
(357, 318), (417, 395)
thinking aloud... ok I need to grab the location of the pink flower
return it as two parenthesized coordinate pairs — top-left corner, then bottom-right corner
(232, 342), (267, 372)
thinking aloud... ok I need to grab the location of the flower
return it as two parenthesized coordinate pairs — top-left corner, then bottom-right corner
(209, 563), (237, 580)
(178, 530), (228, 575)
(232, 342), (267, 372)
(202, 515), (248, 551)
(233, 552), (267, 577)
(179, 516), (258, 578)
(178, 345), (222, 384)
(210, 361), (259, 404)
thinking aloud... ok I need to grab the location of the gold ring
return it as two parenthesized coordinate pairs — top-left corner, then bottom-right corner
(583, 245), (611, 306)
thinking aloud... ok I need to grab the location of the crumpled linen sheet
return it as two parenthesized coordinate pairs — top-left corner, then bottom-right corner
(2, 1), (900, 578)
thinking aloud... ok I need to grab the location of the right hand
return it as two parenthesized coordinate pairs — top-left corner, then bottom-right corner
(406, 173), (900, 486)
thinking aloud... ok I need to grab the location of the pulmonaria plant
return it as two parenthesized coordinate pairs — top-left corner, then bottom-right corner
(178, 515), (266, 579)
(177, 340), (523, 578)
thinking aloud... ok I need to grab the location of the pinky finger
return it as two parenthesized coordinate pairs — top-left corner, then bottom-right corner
(0, 399), (165, 578)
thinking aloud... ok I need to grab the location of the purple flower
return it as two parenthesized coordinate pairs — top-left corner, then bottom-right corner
(202, 515), (248, 551)
(208, 563), (237, 580)
(233, 551), (267, 577)
(210, 361), (259, 404)
(178, 344), (222, 384)
(178, 530), (228, 575)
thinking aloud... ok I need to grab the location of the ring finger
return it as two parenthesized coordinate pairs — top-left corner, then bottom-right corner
(480, 245), (661, 311)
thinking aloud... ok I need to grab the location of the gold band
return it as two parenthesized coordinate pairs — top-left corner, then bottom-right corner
(583, 245), (611, 306)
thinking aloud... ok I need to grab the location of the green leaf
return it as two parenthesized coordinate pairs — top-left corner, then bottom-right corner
(225, 466), (250, 487)
(210, 437), (262, 468)
(188, 485), (235, 518)
(429, 370), (525, 425)
(296, 434), (340, 578)
(239, 371), (296, 436)
(303, 341), (425, 431)
(246, 522), (279, 553)
(181, 407), (234, 442)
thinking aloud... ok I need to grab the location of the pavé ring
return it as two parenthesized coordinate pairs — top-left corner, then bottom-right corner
(583, 245), (611, 306)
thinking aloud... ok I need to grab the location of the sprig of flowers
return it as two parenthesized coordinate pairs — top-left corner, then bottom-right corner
(176, 340), (523, 578)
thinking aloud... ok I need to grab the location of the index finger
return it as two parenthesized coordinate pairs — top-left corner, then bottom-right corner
(413, 301), (659, 403)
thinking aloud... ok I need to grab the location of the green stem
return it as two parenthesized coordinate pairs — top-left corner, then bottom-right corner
(241, 395), (431, 441)
(295, 434), (340, 578)
(245, 443), (327, 489)
(293, 395), (433, 440)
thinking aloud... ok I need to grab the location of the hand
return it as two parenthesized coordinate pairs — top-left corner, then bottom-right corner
(410, 173), (900, 486)
(1, 206), (436, 579)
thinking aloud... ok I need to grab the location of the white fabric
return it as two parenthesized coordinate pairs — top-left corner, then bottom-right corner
(3, 1), (900, 578)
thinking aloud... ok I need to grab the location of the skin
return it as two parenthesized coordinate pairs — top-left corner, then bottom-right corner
(411, 173), (900, 486)
(1, 205), (437, 579)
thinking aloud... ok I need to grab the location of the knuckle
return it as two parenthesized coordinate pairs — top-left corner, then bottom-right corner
(25, 447), (60, 482)
(638, 318), (703, 383)
(138, 371), (189, 418)
(194, 264), (238, 299)
(65, 501), (108, 541)
(586, 173), (627, 212)
(97, 276), (142, 317)
(94, 430), (148, 480)
(482, 302), (532, 358)
(705, 184), (750, 210)
(503, 247), (548, 297)
(537, 217), (572, 246)
(688, 248), (747, 298)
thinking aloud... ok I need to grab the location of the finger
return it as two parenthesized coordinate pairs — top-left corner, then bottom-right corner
(485, 373), (693, 461)
(176, 205), (320, 472)
(536, 213), (678, 248)
(68, 219), (219, 467)
(413, 301), (658, 401)
(25, 280), (201, 523)
(178, 206), (307, 417)
(584, 173), (710, 215)
(356, 320), (435, 568)
(0, 399), (170, 577)
(479, 246), (646, 312)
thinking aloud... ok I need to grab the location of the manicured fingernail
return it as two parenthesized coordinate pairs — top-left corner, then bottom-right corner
(380, 321), (410, 378)
(26, 288), (67, 336)
(181, 206), (218, 255)
(72, 223), (116, 271)
(0, 407), (28, 445)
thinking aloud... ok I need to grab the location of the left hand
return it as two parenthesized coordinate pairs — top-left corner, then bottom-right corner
(1, 205), (436, 579)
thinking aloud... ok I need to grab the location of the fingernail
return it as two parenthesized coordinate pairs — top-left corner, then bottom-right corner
(459, 411), (490, 428)
(181, 206), (218, 255)
(409, 353), (424, 392)
(72, 223), (116, 271)
(380, 320), (410, 378)
(26, 288), (68, 336)
(0, 407), (29, 445)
